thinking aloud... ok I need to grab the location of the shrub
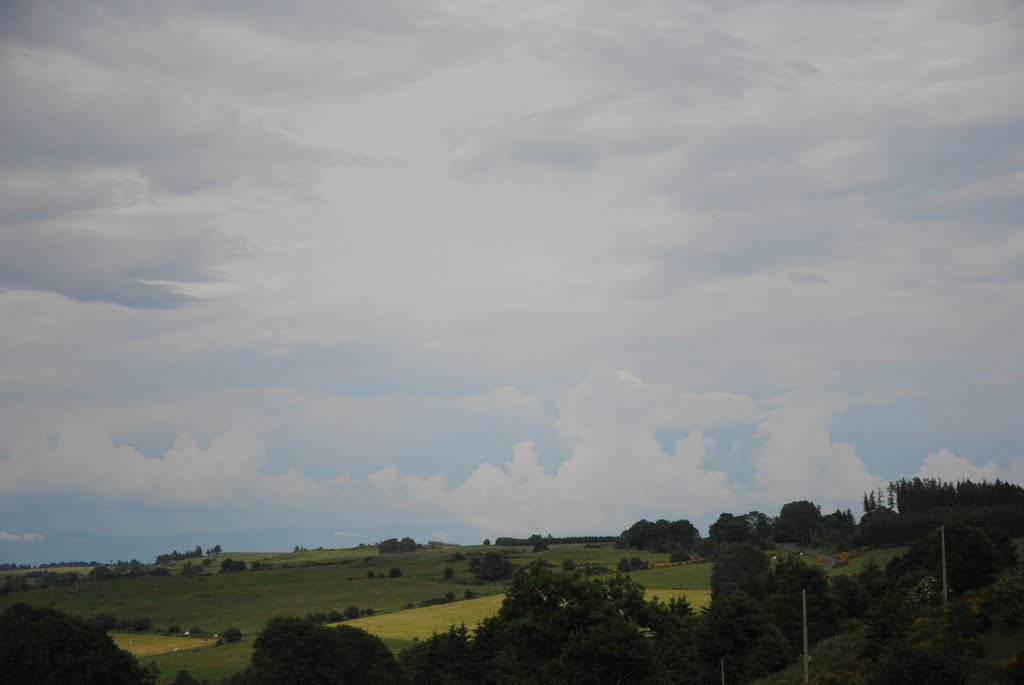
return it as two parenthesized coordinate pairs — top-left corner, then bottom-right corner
(167, 624), (180, 634)
(360, 608), (375, 617)
(89, 613), (117, 631)
(670, 549), (690, 563)
(464, 590), (477, 599)
(132, 617), (152, 632)
(366, 570), (375, 579)
(188, 626), (201, 635)
(343, 606), (360, 620)
(388, 567), (402, 578)
(446, 591), (456, 601)
(222, 627), (242, 643)
(443, 567), (455, 580)
(149, 567), (170, 577)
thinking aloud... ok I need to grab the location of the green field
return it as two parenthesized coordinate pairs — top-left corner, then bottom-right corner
(150, 640), (253, 684)
(836, 546), (909, 575)
(110, 631), (216, 657)
(20, 539), (1015, 683)
(332, 588), (713, 643)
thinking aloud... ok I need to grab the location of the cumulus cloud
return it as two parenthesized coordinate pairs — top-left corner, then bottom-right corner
(916, 448), (1022, 483)
(370, 369), (746, 534)
(750, 392), (879, 510)
(0, 429), (330, 508)
(0, 531), (44, 542)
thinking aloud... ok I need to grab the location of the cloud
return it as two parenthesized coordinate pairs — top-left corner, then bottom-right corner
(371, 369), (749, 534)
(750, 392), (879, 510)
(0, 429), (331, 508)
(916, 448), (1017, 483)
(0, 531), (44, 542)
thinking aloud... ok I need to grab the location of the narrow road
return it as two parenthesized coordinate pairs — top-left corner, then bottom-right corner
(777, 543), (838, 570)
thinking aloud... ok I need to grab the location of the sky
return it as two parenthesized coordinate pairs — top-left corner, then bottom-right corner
(1, 0), (1023, 565)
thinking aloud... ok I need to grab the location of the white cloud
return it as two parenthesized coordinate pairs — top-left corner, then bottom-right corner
(0, 531), (44, 542)
(0, 428), (330, 508)
(916, 448), (1019, 483)
(372, 369), (744, 534)
(750, 392), (879, 510)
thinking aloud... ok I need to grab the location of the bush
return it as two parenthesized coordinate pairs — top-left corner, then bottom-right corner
(188, 626), (202, 635)
(171, 670), (200, 685)
(222, 627), (243, 643)
(361, 608), (375, 616)
(388, 567), (402, 578)
(90, 613), (117, 631)
(443, 567), (455, 580)
(116, 619), (131, 631)
(132, 617), (152, 632)
(366, 570), (375, 578)
(149, 567), (170, 577)
(464, 590), (477, 599)
(167, 624), (180, 634)
(343, 606), (360, 620)
(670, 549), (690, 562)
(562, 559), (576, 572)
(446, 591), (456, 602)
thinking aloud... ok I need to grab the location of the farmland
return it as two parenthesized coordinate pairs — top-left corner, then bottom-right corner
(3, 536), (1022, 684)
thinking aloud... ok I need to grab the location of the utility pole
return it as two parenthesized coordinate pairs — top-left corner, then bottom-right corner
(802, 589), (809, 684)
(720, 658), (725, 685)
(941, 525), (948, 606)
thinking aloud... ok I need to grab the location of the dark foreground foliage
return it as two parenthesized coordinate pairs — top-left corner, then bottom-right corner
(0, 603), (157, 684)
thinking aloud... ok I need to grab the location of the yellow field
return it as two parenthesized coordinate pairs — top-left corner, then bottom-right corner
(646, 588), (712, 610)
(332, 588), (712, 642)
(110, 632), (216, 657)
(335, 594), (506, 640)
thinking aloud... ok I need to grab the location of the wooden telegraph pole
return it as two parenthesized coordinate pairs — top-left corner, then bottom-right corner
(802, 589), (809, 684)
(941, 525), (948, 605)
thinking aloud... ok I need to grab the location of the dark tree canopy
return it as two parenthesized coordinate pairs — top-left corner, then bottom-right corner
(403, 563), (690, 684)
(775, 500), (822, 545)
(620, 518), (700, 552)
(885, 522), (1016, 594)
(240, 616), (400, 684)
(710, 543), (770, 599)
(0, 603), (157, 685)
(708, 512), (750, 544)
(469, 551), (515, 581)
(378, 537), (419, 554)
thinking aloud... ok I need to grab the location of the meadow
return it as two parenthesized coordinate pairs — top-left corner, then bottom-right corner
(4, 539), (1020, 684)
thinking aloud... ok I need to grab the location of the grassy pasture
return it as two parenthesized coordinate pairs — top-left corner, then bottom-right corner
(336, 593), (507, 640)
(0, 564), (482, 633)
(110, 631), (215, 657)
(150, 640), (253, 684)
(835, 546), (909, 575)
(331, 587), (713, 643)
(599, 562), (712, 589)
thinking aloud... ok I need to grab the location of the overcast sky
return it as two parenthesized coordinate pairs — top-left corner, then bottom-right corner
(2, 1), (1023, 563)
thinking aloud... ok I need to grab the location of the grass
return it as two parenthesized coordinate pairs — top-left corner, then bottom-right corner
(110, 631), (216, 657)
(749, 624), (867, 685)
(599, 562), (712, 589)
(329, 588), (712, 643)
(150, 640), (253, 684)
(834, 546), (908, 575)
(0, 565), (486, 633)
(335, 593), (507, 640)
